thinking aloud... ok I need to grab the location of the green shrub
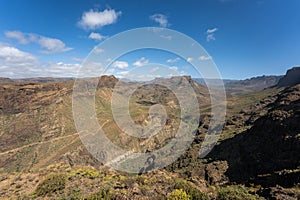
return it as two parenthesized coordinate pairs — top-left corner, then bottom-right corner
(60, 188), (82, 200)
(35, 173), (66, 196)
(168, 189), (191, 200)
(68, 168), (99, 179)
(217, 185), (264, 200)
(174, 180), (208, 200)
(85, 188), (115, 200)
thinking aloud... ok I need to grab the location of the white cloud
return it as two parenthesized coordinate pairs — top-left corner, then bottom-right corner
(42, 62), (81, 77)
(117, 71), (129, 75)
(169, 66), (178, 71)
(160, 35), (172, 40)
(106, 58), (113, 63)
(150, 67), (159, 73)
(206, 28), (218, 42)
(104, 68), (115, 75)
(5, 31), (28, 44)
(112, 61), (128, 69)
(207, 28), (218, 34)
(206, 34), (216, 42)
(93, 46), (104, 54)
(133, 57), (149, 67)
(71, 57), (83, 62)
(150, 14), (169, 28)
(5, 31), (72, 53)
(167, 57), (180, 63)
(199, 55), (212, 61)
(78, 9), (121, 30)
(37, 36), (72, 53)
(187, 57), (193, 62)
(88, 32), (107, 41)
(0, 44), (81, 78)
(0, 44), (37, 68)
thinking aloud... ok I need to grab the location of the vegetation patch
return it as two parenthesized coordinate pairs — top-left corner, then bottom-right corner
(216, 185), (264, 200)
(35, 173), (66, 196)
(168, 189), (191, 200)
(68, 168), (99, 179)
(174, 179), (208, 200)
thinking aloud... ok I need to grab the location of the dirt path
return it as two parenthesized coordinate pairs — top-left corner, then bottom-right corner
(0, 133), (80, 156)
(0, 120), (111, 156)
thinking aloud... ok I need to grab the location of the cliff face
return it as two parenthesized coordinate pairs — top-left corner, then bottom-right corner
(208, 83), (300, 187)
(277, 67), (300, 87)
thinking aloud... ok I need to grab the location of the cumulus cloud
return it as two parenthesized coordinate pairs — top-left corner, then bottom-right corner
(93, 46), (104, 54)
(167, 57), (180, 63)
(37, 36), (72, 53)
(206, 28), (218, 42)
(133, 57), (149, 67)
(199, 55), (212, 61)
(0, 44), (81, 78)
(5, 31), (28, 44)
(41, 62), (81, 77)
(5, 30), (72, 53)
(169, 66), (178, 71)
(78, 9), (121, 30)
(150, 66), (160, 73)
(112, 61), (128, 69)
(187, 57), (193, 62)
(150, 14), (169, 27)
(117, 71), (129, 75)
(0, 44), (37, 68)
(88, 32), (107, 41)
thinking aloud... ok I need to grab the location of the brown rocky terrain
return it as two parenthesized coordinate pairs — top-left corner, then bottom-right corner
(0, 69), (299, 199)
(208, 84), (300, 186)
(277, 67), (300, 87)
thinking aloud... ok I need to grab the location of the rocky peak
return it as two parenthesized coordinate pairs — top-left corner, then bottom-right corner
(277, 67), (300, 87)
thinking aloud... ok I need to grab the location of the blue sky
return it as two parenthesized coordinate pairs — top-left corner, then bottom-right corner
(0, 0), (299, 79)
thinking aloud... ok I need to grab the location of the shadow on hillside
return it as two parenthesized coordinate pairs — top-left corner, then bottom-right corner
(207, 110), (300, 187)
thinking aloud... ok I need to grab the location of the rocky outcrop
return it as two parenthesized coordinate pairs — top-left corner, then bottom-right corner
(277, 67), (300, 87)
(208, 84), (300, 187)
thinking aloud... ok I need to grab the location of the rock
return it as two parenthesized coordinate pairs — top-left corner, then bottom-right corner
(277, 67), (300, 87)
(205, 161), (228, 185)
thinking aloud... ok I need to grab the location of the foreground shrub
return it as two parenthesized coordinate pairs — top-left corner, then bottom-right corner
(68, 168), (99, 179)
(35, 173), (66, 196)
(168, 189), (191, 200)
(85, 188), (115, 200)
(174, 180), (208, 200)
(217, 185), (264, 200)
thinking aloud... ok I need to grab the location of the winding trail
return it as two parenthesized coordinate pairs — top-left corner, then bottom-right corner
(0, 132), (79, 156)
(0, 119), (111, 156)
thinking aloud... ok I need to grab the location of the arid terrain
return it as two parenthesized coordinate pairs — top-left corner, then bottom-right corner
(0, 67), (299, 199)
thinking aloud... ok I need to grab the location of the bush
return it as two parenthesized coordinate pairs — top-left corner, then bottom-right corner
(35, 173), (66, 196)
(217, 185), (264, 200)
(85, 188), (115, 200)
(168, 189), (191, 200)
(174, 180), (208, 200)
(68, 168), (99, 179)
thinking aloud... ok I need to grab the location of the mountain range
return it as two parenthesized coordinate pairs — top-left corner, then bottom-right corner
(0, 67), (299, 199)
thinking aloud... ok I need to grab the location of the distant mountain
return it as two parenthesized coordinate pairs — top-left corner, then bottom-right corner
(0, 77), (13, 82)
(13, 77), (74, 83)
(225, 75), (282, 95)
(276, 67), (300, 87)
(193, 78), (237, 87)
(194, 76), (282, 95)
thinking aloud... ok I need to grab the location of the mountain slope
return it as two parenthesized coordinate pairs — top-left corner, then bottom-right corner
(208, 83), (300, 187)
(277, 67), (300, 87)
